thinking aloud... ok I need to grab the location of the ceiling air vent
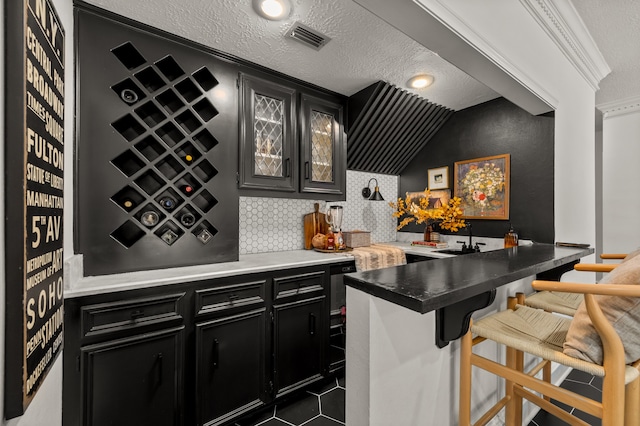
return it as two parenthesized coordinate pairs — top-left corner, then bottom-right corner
(286, 21), (331, 51)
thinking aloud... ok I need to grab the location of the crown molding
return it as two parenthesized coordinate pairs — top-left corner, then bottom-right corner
(520, 0), (610, 91)
(413, 0), (558, 110)
(598, 95), (640, 119)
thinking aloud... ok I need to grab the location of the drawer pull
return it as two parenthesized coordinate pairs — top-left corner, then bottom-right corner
(227, 294), (239, 302)
(156, 353), (163, 385)
(212, 339), (219, 368)
(130, 310), (145, 320)
(309, 313), (316, 335)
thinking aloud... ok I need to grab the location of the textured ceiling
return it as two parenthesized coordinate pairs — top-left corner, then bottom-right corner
(571, 0), (640, 106)
(83, 0), (499, 111)
(82, 0), (637, 110)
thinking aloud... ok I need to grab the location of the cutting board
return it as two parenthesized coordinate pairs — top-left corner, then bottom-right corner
(303, 203), (328, 250)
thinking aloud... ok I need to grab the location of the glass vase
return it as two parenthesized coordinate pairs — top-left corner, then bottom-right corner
(424, 225), (432, 242)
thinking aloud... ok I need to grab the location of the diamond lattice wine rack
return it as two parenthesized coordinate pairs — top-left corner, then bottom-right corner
(76, 9), (238, 275)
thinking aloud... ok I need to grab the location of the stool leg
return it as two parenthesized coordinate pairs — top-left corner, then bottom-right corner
(459, 322), (473, 426)
(514, 347), (524, 422)
(624, 377), (640, 426)
(505, 346), (517, 425)
(543, 361), (551, 402)
(505, 297), (522, 426)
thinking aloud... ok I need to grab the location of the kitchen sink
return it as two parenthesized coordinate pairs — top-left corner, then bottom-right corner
(437, 249), (477, 255)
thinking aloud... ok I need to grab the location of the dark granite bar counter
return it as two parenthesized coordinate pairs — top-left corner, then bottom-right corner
(344, 243), (594, 314)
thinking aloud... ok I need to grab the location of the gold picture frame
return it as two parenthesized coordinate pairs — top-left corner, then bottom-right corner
(405, 189), (451, 210)
(454, 154), (510, 220)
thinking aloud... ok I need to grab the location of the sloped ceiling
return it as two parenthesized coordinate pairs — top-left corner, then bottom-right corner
(82, 0), (499, 111)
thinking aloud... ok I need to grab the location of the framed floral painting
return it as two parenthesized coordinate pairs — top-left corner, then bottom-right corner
(454, 154), (510, 219)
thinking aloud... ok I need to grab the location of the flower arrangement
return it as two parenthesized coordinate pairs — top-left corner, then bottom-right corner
(389, 189), (466, 232)
(459, 162), (505, 212)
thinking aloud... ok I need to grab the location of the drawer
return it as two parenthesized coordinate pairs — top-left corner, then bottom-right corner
(273, 271), (325, 300)
(81, 293), (184, 339)
(195, 280), (266, 317)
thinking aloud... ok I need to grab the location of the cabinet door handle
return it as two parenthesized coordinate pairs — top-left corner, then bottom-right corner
(285, 158), (291, 177)
(156, 353), (163, 385)
(308, 313), (316, 335)
(305, 161), (310, 179)
(212, 339), (219, 368)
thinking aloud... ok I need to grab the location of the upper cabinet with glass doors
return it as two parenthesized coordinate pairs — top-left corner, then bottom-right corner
(300, 94), (344, 195)
(239, 74), (297, 192)
(239, 74), (346, 198)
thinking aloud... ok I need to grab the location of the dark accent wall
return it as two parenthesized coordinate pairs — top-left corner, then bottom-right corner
(399, 97), (554, 243)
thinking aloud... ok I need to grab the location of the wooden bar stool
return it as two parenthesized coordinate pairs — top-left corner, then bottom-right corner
(522, 250), (635, 316)
(459, 254), (640, 426)
(523, 263), (618, 316)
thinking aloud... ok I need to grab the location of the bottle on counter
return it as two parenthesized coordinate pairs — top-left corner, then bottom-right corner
(326, 231), (335, 251)
(336, 231), (345, 250)
(504, 223), (519, 248)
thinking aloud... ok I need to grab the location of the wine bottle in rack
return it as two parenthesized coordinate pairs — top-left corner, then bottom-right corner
(181, 184), (194, 195)
(159, 196), (177, 211)
(180, 212), (195, 227)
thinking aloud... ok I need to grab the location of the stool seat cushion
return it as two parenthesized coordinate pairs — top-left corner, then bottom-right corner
(524, 291), (583, 316)
(472, 305), (640, 383)
(564, 255), (640, 365)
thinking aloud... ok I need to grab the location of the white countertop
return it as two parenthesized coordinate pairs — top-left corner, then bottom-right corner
(64, 239), (484, 298)
(65, 248), (356, 298)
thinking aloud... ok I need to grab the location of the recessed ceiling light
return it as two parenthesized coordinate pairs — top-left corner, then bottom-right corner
(407, 74), (434, 89)
(253, 0), (291, 21)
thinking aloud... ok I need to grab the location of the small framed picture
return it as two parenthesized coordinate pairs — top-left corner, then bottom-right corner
(428, 166), (449, 190)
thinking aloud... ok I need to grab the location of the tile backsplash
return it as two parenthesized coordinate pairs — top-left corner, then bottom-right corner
(239, 170), (398, 254)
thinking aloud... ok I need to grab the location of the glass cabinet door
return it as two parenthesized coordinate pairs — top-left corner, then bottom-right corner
(254, 93), (284, 177)
(240, 74), (296, 191)
(300, 94), (344, 195)
(310, 110), (334, 183)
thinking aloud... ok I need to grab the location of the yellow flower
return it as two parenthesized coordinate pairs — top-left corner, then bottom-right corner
(389, 190), (465, 233)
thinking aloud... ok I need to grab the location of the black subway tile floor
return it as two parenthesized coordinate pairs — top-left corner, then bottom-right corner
(236, 369), (601, 426)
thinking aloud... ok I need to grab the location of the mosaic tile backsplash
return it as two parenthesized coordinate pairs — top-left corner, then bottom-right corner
(239, 170), (398, 254)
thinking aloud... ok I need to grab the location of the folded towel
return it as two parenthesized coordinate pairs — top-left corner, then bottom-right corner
(351, 244), (407, 272)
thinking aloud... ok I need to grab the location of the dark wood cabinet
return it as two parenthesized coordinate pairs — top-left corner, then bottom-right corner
(193, 278), (268, 425)
(64, 265), (333, 426)
(300, 94), (345, 195)
(239, 74), (297, 192)
(196, 309), (266, 426)
(81, 327), (184, 426)
(272, 270), (328, 396)
(64, 292), (186, 426)
(273, 296), (326, 395)
(239, 75), (346, 198)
